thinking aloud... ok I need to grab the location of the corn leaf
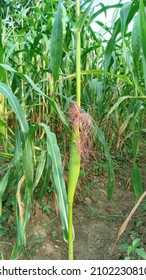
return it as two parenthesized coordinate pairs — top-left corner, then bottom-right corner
(24, 74), (70, 132)
(120, 2), (132, 36)
(14, 125), (21, 173)
(104, 2), (139, 70)
(0, 83), (28, 134)
(81, 70), (133, 85)
(0, 64), (70, 132)
(108, 96), (132, 116)
(119, 113), (133, 135)
(104, 20), (121, 71)
(131, 14), (141, 78)
(11, 202), (25, 260)
(39, 123), (68, 241)
(0, 16), (6, 83)
(75, 0), (94, 31)
(39, 154), (51, 201)
(88, 3), (123, 26)
(94, 124), (115, 199)
(50, 0), (63, 84)
(22, 134), (34, 203)
(139, 0), (146, 62)
(33, 150), (46, 190)
(132, 162), (143, 199)
(0, 169), (11, 216)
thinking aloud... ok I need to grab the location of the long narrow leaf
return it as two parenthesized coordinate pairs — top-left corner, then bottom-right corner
(22, 134), (34, 202)
(94, 123), (115, 199)
(33, 150), (46, 190)
(39, 123), (68, 241)
(39, 154), (51, 201)
(131, 14), (141, 81)
(75, 0), (94, 31)
(14, 125), (21, 173)
(0, 64), (70, 132)
(0, 83), (28, 134)
(0, 169), (11, 216)
(139, 0), (146, 62)
(50, 0), (63, 84)
(0, 16), (6, 83)
(120, 2), (132, 35)
(108, 96), (132, 116)
(132, 162), (143, 199)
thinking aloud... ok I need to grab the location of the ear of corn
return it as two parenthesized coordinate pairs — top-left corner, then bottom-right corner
(67, 129), (80, 260)
(67, 131), (80, 204)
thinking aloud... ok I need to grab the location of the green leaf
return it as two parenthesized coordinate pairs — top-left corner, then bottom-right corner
(132, 162), (143, 199)
(75, 0), (94, 31)
(88, 3), (123, 26)
(104, 20), (121, 71)
(135, 248), (146, 259)
(0, 16), (6, 83)
(94, 124), (115, 199)
(39, 154), (51, 201)
(139, 0), (146, 62)
(50, 0), (63, 84)
(0, 169), (11, 216)
(96, 81), (104, 120)
(132, 14), (141, 68)
(39, 123), (68, 241)
(120, 2), (132, 35)
(131, 13), (141, 87)
(104, 1), (138, 70)
(108, 96), (132, 116)
(132, 238), (141, 248)
(118, 243), (129, 250)
(81, 70), (133, 85)
(14, 125), (21, 174)
(22, 133), (34, 202)
(0, 64), (70, 132)
(0, 83), (29, 135)
(0, 229), (6, 237)
(33, 150), (46, 190)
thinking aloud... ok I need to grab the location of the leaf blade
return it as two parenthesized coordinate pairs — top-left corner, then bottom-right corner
(39, 123), (68, 241)
(50, 0), (63, 84)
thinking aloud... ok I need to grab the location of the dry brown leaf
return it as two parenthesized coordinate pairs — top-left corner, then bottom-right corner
(16, 175), (25, 222)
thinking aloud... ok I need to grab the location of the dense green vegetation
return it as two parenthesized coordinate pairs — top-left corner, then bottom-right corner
(0, 0), (146, 259)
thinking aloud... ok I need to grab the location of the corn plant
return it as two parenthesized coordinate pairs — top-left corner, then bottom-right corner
(1, 0), (146, 260)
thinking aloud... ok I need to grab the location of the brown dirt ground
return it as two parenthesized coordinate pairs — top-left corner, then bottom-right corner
(0, 151), (146, 260)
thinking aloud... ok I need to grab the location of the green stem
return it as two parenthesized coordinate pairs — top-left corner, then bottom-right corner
(67, 0), (81, 260)
(68, 202), (73, 260)
(76, 0), (81, 107)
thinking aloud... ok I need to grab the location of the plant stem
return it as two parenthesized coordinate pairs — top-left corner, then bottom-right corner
(76, 0), (81, 107)
(68, 202), (73, 260)
(68, 0), (81, 260)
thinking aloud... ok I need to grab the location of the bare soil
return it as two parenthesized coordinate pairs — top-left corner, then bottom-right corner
(0, 151), (146, 260)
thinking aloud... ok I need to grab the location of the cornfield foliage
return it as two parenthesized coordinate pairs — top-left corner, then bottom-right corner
(0, 0), (146, 259)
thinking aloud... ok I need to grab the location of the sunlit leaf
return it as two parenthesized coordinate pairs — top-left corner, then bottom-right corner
(120, 2), (132, 35)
